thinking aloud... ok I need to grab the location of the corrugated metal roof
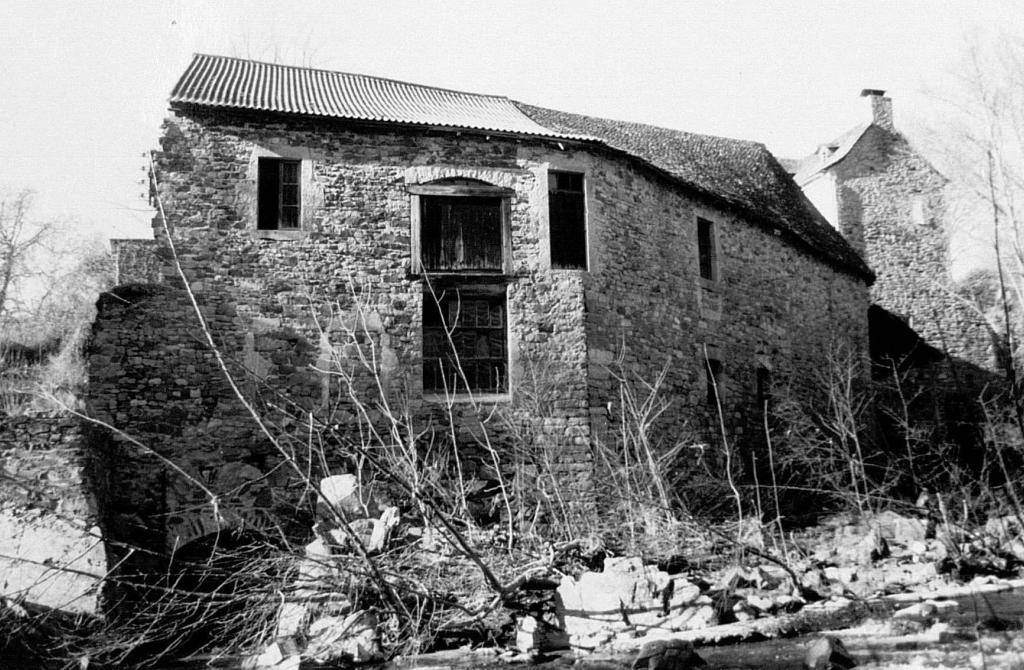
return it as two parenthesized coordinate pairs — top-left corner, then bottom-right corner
(170, 53), (581, 138)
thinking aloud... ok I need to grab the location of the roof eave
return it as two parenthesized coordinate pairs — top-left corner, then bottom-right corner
(168, 100), (598, 144)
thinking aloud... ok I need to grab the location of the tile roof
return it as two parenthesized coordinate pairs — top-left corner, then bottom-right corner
(170, 54), (581, 139)
(516, 104), (873, 280)
(168, 54), (872, 281)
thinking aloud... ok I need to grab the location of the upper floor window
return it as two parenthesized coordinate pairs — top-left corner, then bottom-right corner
(548, 171), (587, 269)
(697, 217), (718, 281)
(409, 179), (513, 274)
(258, 158), (301, 230)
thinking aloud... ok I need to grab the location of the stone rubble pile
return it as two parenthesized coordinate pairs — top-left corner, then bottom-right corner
(251, 505), (1024, 666)
(517, 510), (1024, 658)
(252, 474), (399, 669)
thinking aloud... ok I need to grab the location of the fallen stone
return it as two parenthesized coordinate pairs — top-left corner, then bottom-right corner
(368, 505), (400, 552)
(326, 518), (376, 551)
(252, 640), (301, 669)
(275, 602), (308, 638)
(984, 515), (1024, 544)
(318, 474), (378, 520)
(304, 538), (330, 559)
(803, 635), (856, 669)
(860, 511), (928, 548)
(305, 610), (382, 664)
(746, 594), (776, 614)
(838, 526), (889, 565)
(515, 615), (539, 655)
(892, 601), (938, 621)
(732, 600), (757, 622)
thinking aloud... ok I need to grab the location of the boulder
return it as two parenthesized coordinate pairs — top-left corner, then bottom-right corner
(892, 599), (959, 622)
(985, 515), (1024, 559)
(318, 474), (381, 520)
(305, 610), (382, 664)
(515, 615), (541, 655)
(368, 505), (400, 552)
(836, 526), (889, 565)
(252, 639), (300, 669)
(326, 518), (376, 551)
(803, 635), (856, 669)
(870, 511), (928, 546)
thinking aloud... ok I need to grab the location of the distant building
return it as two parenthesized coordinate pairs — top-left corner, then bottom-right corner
(783, 89), (999, 381)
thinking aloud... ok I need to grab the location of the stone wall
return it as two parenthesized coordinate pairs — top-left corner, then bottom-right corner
(97, 107), (870, 550)
(524, 145), (871, 457)
(833, 125), (998, 381)
(0, 413), (106, 614)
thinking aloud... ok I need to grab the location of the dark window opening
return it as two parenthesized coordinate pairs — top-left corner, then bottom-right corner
(421, 196), (503, 271)
(423, 289), (507, 394)
(549, 171), (587, 269)
(258, 158), (301, 230)
(698, 217), (717, 280)
(706, 358), (723, 406)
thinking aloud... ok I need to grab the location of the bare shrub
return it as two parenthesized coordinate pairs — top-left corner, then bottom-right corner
(769, 345), (887, 515)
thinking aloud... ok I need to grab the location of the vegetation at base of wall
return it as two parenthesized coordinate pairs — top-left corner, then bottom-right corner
(6, 318), (1024, 668)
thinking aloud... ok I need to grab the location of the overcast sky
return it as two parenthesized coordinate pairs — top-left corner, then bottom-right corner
(0, 1), (1017, 273)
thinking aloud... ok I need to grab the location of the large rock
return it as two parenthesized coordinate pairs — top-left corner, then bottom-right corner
(318, 474), (370, 519)
(305, 610), (382, 664)
(870, 511), (928, 547)
(0, 508), (106, 615)
(803, 635), (856, 669)
(984, 515), (1024, 559)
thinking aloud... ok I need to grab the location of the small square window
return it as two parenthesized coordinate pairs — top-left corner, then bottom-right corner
(423, 288), (508, 394)
(549, 170), (587, 270)
(697, 217), (717, 281)
(258, 158), (301, 230)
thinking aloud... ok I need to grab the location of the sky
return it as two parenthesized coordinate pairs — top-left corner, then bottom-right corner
(0, 1), (1018, 274)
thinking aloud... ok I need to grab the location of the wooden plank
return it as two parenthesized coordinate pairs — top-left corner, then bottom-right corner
(406, 184), (515, 197)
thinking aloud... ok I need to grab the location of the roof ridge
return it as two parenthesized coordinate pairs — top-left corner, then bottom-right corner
(189, 53), (513, 103)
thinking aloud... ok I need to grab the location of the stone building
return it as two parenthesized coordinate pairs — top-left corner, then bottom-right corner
(784, 89), (998, 385)
(2, 55), (875, 604)
(89, 54), (874, 553)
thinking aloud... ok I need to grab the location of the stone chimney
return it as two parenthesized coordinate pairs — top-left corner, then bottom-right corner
(860, 89), (894, 131)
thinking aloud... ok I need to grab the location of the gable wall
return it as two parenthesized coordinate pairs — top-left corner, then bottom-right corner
(832, 125), (997, 376)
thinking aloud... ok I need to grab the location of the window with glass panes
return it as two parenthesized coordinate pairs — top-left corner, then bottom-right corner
(423, 289), (507, 394)
(258, 158), (301, 229)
